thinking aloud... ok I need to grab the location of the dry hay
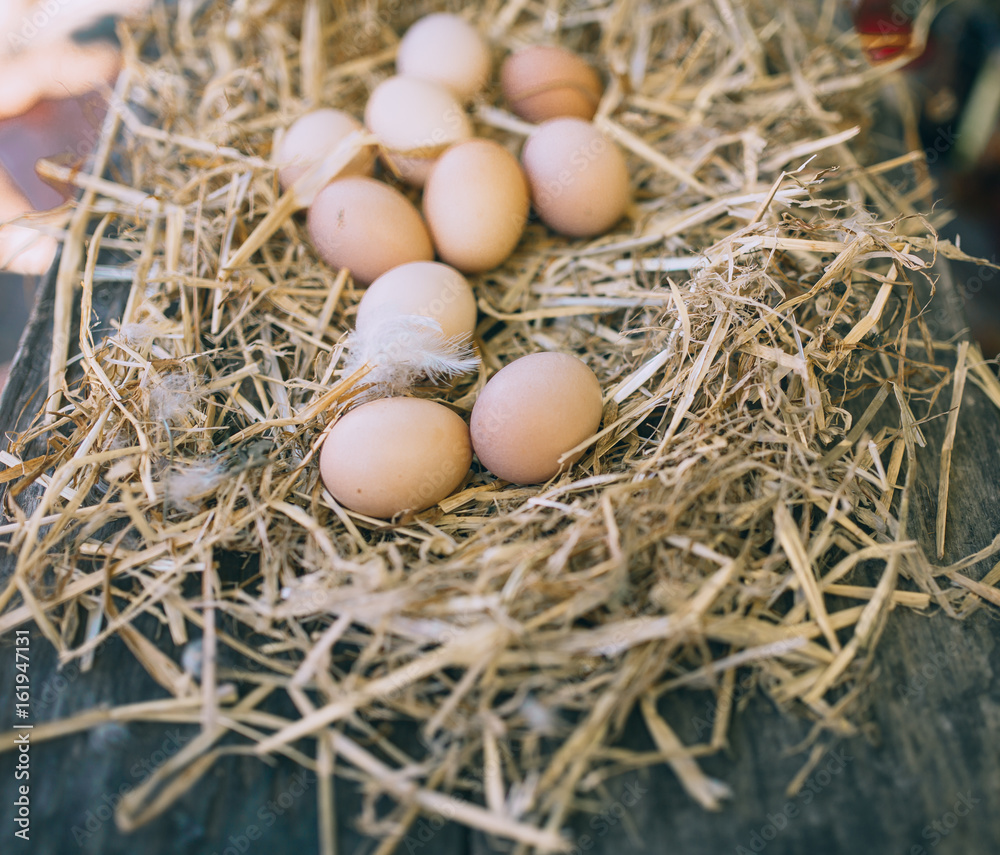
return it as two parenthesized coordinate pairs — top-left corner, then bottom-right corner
(3, 0), (1000, 850)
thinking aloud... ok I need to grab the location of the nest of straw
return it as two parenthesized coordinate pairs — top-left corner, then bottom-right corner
(3, 0), (1000, 849)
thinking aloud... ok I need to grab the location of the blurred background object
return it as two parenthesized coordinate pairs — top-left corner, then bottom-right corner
(851, 0), (919, 65)
(911, 1), (1000, 356)
(0, 1), (152, 392)
(851, 0), (1000, 355)
(1, 0), (999, 398)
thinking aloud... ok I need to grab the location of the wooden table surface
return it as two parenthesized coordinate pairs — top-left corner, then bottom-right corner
(1, 256), (999, 855)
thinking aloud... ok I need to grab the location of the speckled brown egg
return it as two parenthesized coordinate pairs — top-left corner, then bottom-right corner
(397, 13), (491, 100)
(470, 352), (603, 485)
(307, 177), (433, 285)
(521, 118), (630, 237)
(275, 109), (374, 190)
(356, 262), (478, 341)
(423, 139), (529, 273)
(500, 45), (603, 123)
(320, 397), (472, 519)
(365, 75), (472, 186)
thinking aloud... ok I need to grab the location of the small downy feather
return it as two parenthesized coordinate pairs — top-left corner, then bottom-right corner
(116, 323), (155, 349)
(159, 461), (225, 512)
(144, 370), (199, 426)
(343, 314), (479, 396)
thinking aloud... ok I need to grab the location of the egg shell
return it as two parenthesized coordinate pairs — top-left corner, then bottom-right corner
(307, 177), (433, 285)
(500, 45), (603, 123)
(275, 109), (374, 190)
(470, 352), (603, 485)
(320, 397), (472, 519)
(356, 262), (478, 341)
(365, 76), (472, 186)
(521, 118), (630, 237)
(423, 139), (530, 273)
(396, 14), (491, 100)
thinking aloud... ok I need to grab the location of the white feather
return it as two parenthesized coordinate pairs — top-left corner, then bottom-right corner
(343, 315), (479, 395)
(159, 461), (224, 512)
(145, 371), (198, 425)
(117, 322), (154, 349)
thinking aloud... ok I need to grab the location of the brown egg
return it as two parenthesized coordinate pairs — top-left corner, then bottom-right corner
(364, 76), (472, 186)
(397, 13), (491, 101)
(307, 177), (433, 285)
(521, 118), (630, 237)
(470, 352), (603, 485)
(320, 397), (472, 519)
(356, 262), (477, 341)
(275, 109), (374, 190)
(423, 139), (529, 273)
(500, 45), (603, 123)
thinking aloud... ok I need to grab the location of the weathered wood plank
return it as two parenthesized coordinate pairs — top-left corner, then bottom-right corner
(1, 256), (999, 855)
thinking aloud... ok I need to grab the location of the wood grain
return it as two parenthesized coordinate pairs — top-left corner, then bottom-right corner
(1, 258), (999, 855)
